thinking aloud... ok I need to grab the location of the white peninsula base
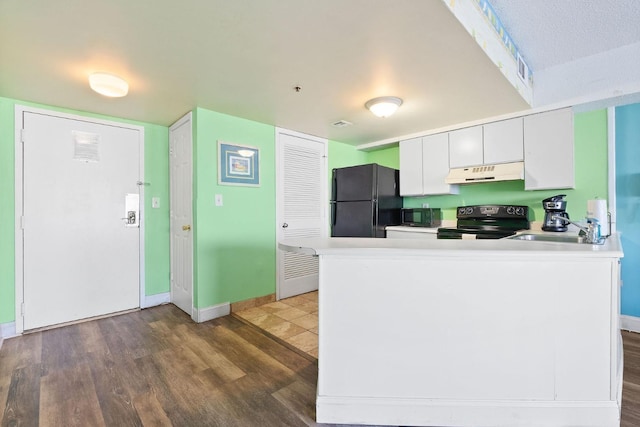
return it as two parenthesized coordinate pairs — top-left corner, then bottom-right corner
(280, 237), (623, 427)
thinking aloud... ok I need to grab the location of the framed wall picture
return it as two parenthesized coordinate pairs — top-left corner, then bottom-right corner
(218, 141), (260, 187)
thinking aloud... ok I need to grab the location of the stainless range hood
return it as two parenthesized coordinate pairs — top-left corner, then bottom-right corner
(445, 161), (524, 184)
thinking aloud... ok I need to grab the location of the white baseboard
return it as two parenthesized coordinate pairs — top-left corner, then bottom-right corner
(141, 292), (170, 309)
(0, 321), (16, 339)
(621, 315), (640, 333)
(192, 302), (230, 323)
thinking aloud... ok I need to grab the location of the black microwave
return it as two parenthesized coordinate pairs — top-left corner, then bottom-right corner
(401, 208), (442, 227)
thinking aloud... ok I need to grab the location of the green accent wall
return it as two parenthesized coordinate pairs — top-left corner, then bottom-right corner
(365, 145), (400, 169)
(0, 97), (170, 324)
(403, 109), (609, 222)
(328, 139), (367, 170)
(192, 108), (277, 308)
(0, 99), (15, 324)
(327, 141), (399, 171)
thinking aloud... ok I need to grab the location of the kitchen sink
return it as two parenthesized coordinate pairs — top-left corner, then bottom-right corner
(507, 233), (602, 244)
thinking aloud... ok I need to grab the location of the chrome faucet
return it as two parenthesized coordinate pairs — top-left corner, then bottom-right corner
(551, 215), (602, 244)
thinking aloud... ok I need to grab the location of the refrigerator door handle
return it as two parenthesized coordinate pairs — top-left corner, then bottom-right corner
(330, 201), (337, 226)
(372, 199), (377, 233)
(331, 171), (338, 202)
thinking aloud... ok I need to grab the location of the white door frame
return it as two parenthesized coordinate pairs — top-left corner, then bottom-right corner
(275, 127), (328, 300)
(14, 105), (145, 334)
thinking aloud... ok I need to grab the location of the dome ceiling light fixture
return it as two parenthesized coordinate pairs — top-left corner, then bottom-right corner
(88, 72), (129, 97)
(365, 96), (403, 118)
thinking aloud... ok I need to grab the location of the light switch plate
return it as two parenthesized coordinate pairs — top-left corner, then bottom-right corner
(152, 197), (160, 208)
(215, 194), (223, 206)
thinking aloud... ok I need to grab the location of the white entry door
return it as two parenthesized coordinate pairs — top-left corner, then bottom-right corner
(18, 108), (142, 331)
(275, 128), (328, 300)
(169, 113), (194, 316)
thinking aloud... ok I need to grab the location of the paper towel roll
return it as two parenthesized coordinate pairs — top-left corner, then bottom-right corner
(587, 199), (609, 236)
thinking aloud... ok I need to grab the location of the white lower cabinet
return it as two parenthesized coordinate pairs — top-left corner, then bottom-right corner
(399, 134), (459, 196)
(524, 108), (575, 190)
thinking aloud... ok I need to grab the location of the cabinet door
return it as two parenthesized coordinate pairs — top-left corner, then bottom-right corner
(449, 126), (483, 168)
(524, 108), (574, 190)
(484, 117), (523, 164)
(423, 133), (459, 195)
(399, 137), (424, 196)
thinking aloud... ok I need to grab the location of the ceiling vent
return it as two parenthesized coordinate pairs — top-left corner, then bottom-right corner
(332, 120), (352, 128)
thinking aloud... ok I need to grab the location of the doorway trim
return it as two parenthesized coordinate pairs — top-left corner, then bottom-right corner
(14, 105), (145, 334)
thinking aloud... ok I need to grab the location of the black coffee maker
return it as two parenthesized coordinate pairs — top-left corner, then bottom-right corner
(542, 195), (569, 232)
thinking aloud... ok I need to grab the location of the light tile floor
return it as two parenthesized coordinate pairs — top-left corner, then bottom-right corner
(235, 291), (319, 358)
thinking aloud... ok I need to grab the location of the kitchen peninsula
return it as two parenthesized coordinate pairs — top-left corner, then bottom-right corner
(279, 236), (624, 427)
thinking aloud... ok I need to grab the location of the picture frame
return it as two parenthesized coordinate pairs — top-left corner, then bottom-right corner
(218, 141), (260, 187)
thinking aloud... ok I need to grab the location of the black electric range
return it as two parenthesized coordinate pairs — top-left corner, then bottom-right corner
(437, 205), (530, 239)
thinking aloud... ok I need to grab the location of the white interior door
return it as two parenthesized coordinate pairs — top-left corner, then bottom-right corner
(19, 109), (142, 330)
(276, 128), (327, 300)
(169, 113), (194, 316)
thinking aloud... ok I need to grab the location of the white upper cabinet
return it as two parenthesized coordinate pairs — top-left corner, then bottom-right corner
(524, 108), (574, 190)
(422, 133), (458, 195)
(398, 108), (574, 195)
(399, 137), (424, 196)
(399, 134), (459, 196)
(483, 117), (524, 164)
(449, 126), (483, 168)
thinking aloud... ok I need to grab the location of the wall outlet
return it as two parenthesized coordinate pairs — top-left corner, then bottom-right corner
(422, 203), (429, 208)
(152, 197), (160, 209)
(215, 194), (223, 206)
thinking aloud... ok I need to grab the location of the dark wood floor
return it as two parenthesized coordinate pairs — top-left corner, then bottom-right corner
(1, 304), (640, 427)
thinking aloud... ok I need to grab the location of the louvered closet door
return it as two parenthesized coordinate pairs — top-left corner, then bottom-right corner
(276, 129), (327, 299)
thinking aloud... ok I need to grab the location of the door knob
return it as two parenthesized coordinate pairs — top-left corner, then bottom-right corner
(182, 225), (191, 231)
(282, 223), (288, 228)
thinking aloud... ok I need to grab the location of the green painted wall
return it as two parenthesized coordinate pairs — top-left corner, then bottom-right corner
(0, 97), (170, 323)
(328, 139), (367, 170)
(188, 123), (395, 308)
(327, 141), (399, 170)
(0, 99), (15, 324)
(192, 108), (277, 308)
(403, 109), (609, 222)
(365, 145), (400, 169)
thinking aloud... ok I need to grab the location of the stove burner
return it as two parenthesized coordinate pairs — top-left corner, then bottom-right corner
(437, 205), (529, 240)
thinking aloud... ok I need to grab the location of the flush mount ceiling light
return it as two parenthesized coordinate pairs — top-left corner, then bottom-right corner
(237, 149), (255, 157)
(88, 72), (129, 97)
(365, 96), (403, 118)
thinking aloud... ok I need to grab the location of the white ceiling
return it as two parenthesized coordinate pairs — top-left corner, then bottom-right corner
(0, 1), (638, 146)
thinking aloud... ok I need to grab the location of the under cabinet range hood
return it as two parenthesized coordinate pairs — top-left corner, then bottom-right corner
(445, 161), (524, 184)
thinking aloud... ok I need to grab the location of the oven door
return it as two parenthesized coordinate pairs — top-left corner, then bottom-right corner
(437, 227), (517, 239)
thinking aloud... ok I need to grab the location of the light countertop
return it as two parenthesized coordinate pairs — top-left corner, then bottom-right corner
(279, 232), (623, 258)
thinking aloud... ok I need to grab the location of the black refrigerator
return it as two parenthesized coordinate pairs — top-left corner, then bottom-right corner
(330, 163), (402, 237)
